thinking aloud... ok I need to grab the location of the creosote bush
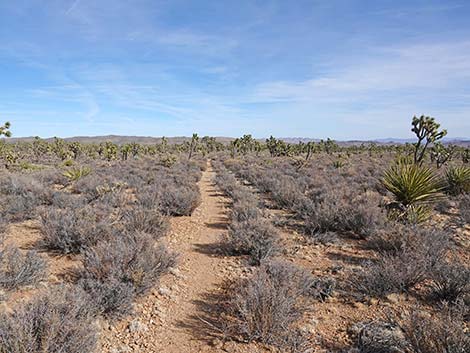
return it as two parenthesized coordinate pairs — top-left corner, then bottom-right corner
(0, 286), (98, 353)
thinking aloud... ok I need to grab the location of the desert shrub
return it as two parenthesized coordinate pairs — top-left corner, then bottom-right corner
(352, 230), (448, 297)
(434, 196), (453, 213)
(158, 184), (201, 216)
(0, 286), (98, 353)
(225, 261), (313, 349)
(364, 223), (446, 255)
(230, 198), (263, 223)
(444, 165), (470, 195)
(214, 170), (238, 197)
(364, 222), (410, 254)
(80, 232), (176, 317)
(96, 188), (128, 208)
(399, 304), (470, 353)
(270, 175), (305, 209)
(50, 191), (86, 208)
(72, 174), (120, 202)
(79, 277), (135, 319)
(308, 277), (336, 301)
(429, 260), (470, 303)
(40, 206), (109, 254)
(354, 321), (407, 353)
(230, 187), (256, 204)
(227, 218), (280, 265)
(0, 246), (47, 290)
(0, 174), (51, 202)
(35, 168), (68, 186)
(0, 220), (5, 241)
(353, 305), (470, 353)
(352, 253), (426, 297)
(121, 206), (169, 239)
(301, 191), (385, 238)
(458, 193), (470, 223)
(1, 194), (42, 221)
(0, 174), (52, 221)
(172, 161), (203, 183)
(137, 181), (201, 216)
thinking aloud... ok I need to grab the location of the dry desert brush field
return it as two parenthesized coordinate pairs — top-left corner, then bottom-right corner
(0, 118), (469, 352)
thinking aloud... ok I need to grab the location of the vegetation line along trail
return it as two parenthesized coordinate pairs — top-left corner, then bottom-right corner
(105, 160), (234, 353)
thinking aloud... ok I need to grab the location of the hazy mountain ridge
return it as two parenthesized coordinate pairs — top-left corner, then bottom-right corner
(4, 135), (470, 146)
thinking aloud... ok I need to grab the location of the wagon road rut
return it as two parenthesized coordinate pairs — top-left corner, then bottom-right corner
(102, 161), (251, 353)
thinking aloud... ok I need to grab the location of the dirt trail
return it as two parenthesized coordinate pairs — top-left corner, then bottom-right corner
(102, 161), (245, 353)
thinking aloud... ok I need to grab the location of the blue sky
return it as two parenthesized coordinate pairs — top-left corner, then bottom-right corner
(1, 0), (469, 139)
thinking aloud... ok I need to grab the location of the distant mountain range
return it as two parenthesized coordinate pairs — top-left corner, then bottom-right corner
(277, 137), (470, 147)
(4, 135), (470, 146)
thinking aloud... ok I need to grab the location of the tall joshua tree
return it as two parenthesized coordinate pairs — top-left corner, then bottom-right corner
(0, 121), (11, 137)
(411, 115), (447, 165)
(188, 133), (199, 160)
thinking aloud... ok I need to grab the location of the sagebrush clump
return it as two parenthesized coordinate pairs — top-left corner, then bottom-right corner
(225, 261), (314, 349)
(80, 231), (176, 317)
(0, 245), (47, 291)
(40, 206), (110, 254)
(0, 286), (98, 353)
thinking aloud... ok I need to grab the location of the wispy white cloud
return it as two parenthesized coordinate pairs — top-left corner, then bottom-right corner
(251, 41), (470, 103)
(65, 0), (81, 15)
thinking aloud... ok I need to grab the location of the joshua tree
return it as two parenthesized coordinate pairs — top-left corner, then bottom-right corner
(411, 115), (447, 165)
(201, 136), (218, 154)
(0, 122), (15, 168)
(266, 136), (291, 157)
(462, 148), (470, 164)
(100, 141), (118, 161)
(120, 144), (132, 161)
(238, 134), (255, 155)
(159, 136), (168, 153)
(188, 133), (199, 160)
(68, 142), (82, 160)
(230, 138), (241, 158)
(431, 142), (455, 168)
(0, 121), (11, 137)
(320, 138), (338, 155)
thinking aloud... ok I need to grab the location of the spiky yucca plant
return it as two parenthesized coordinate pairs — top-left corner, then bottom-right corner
(382, 162), (445, 222)
(332, 160), (345, 169)
(63, 166), (91, 182)
(445, 166), (470, 196)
